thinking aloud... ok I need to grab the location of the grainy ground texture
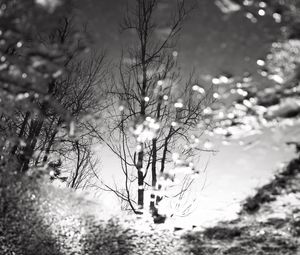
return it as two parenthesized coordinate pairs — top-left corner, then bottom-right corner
(1, 154), (300, 255)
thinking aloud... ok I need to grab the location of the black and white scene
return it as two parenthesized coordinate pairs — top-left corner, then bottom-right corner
(1, 0), (300, 254)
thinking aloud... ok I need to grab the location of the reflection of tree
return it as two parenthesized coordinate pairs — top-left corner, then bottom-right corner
(91, 0), (214, 218)
(0, 1), (107, 189)
(50, 52), (107, 188)
(0, 0), (75, 173)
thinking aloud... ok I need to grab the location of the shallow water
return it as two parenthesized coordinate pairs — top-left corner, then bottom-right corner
(172, 120), (300, 228)
(95, 121), (300, 229)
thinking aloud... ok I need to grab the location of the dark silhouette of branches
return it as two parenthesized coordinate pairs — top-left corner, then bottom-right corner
(93, 0), (213, 219)
(0, 5), (108, 189)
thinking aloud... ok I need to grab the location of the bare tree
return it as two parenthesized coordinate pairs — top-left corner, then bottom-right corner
(1, 10), (108, 188)
(0, 0), (80, 173)
(93, 0), (214, 217)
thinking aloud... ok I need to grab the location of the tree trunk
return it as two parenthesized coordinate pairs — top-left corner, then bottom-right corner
(150, 138), (157, 211)
(19, 117), (44, 172)
(137, 143), (144, 210)
(70, 141), (81, 189)
(42, 118), (62, 165)
(42, 130), (57, 165)
(11, 111), (30, 156)
(137, 60), (146, 210)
